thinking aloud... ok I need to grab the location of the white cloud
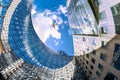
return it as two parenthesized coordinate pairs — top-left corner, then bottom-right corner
(56, 17), (63, 25)
(32, 10), (62, 43)
(43, 9), (52, 17)
(31, 4), (69, 44)
(52, 14), (57, 20)
(58, 5), (68, 14)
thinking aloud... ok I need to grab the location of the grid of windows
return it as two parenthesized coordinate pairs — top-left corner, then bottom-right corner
(4, 0), (73, 69)
(0, 0), (12, 34)
(111, 3), (120, 34)
(68, 0), (98, 35)
(111, 3), (120, 16)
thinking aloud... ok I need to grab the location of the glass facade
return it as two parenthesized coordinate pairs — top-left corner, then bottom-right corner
(68, 0), (98, 35)
(104, 72), (118, 80)
(0, 0), (76, 79)
(111, 3), (120, 34)
(4, 0), (73, 69)
(113, 44), (120, 70)
(0, 0), (12, 33)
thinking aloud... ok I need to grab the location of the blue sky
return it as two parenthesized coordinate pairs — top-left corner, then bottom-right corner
(31, 0), (74, 56)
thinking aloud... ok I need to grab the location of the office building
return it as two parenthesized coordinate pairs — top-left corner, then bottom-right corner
(0, 0), (87, 79)
(67, 0), (120, 80)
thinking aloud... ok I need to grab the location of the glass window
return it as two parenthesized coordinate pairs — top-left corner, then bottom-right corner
(0, 7), (7, 17)
(86, 47), (89, 51)
(111, 7), (117, 15)
(111, 3), (120, 34)
(101, 41), (105, 47)
(104, 72), (118, 80)
(101, 26), (107, 34)
(86, 54), (89, 58)
(0, 17), (3, 27)
(90, 65), (94, 70)
(96, 71), (101, 77)
(91, 58), (95, 64)
(114, 56), (120, 70)
(89, 71), (92, 75)
(83, 62), (84, 65)
(1, 0), (11, 6)
(98, 63), (103, 70)
(83, 37), (85, 41)
(100, 53), (106, 61)
(92, 50), (96, 55)
(111, 3), (120, 16)
(94, 0), (101, 6)
(92, 39), (96, 45)
(86, 60), (88, 64)
(99, 11), (106, 20)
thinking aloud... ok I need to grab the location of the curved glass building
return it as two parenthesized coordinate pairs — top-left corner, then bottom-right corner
(1, 0), (73, 69)
(0, 0), (75, 79)
(0, 0), (120, 80)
